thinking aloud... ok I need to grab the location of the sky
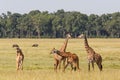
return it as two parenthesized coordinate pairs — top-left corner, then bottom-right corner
(0, 0), (120, 15)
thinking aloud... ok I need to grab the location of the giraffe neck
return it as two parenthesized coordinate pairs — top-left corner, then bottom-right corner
(84, 34), (89, 49)
(59, 37), (69, 52)
(56, 50), (69, 57)
(84, 34), (95, 55)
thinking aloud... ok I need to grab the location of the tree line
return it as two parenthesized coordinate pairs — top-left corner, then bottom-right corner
(0, 9), (120, 38)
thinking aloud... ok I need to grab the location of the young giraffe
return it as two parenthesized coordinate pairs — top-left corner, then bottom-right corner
(50, 48), (65, 72)
(51, 48), (80, 72)
(16, 47), (24, 70)
(84, 34), (102, 71)
(58, 33), (71, 69)
(50, 34), (71, 72)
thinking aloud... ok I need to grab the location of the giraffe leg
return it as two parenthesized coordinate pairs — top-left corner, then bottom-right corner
(70, 64), (73, 72)
(92, 61), (94, 71)
(63, 58), (66, 68)
(77, 67), (80, 72)
(74, 67), (76, 71)
(16, 62), (19, 70)
(16, 58), (19, 70)
(97, 62), (102, 71)
(88, 62), (90, 71)
(76, 59), (80, 72)
(100, 64), (103, 71)
(20, 60), (23, 70)
(21, 60), (24, 70)
(77, 63), (80, 72)
(73, 63), (77, 71)
(63, 62), (69, 72)
(54, 60), (59, 72)
(18, 62), (20, 70)
(58, 60), (61, 70)
(17, 60), (21, 70)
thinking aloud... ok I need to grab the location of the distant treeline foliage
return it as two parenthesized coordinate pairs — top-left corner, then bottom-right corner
(0, 9), (120, 38)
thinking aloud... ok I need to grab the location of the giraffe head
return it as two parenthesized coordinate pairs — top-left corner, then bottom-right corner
(50, 48), (60, 54)
(66, 33), (71, 38)
(78, 34), (84, 38)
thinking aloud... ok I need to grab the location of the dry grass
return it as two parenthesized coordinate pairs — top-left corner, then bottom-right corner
(0, 38), (120, 80)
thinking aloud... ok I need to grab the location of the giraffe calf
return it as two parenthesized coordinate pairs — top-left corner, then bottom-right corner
(63, 53), (80, 72)
(50, 48), (66, 72)
(51, 48), (80, 72)
(16, 47), (24, 70)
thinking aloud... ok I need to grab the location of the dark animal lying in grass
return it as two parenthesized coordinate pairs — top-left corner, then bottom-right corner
(32, 44), (38, 47)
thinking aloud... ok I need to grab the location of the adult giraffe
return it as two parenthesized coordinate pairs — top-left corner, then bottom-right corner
(84, 34), (102, 71)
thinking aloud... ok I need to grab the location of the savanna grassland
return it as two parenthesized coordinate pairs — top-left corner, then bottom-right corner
(0, 38), (120, 80)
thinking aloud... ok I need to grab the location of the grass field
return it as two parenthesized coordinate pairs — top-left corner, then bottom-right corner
(0, 38), (120, 80)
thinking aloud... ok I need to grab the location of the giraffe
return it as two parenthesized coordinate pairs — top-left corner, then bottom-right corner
(50, 48), (65, 72)
(84, 34), (102, 71)
(64, 53), (80, 72)
(50, 48), (80, 72)
(50, 34), (71, 72)
(16, 47), (24, 70)
(58, 33), (71, 69)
